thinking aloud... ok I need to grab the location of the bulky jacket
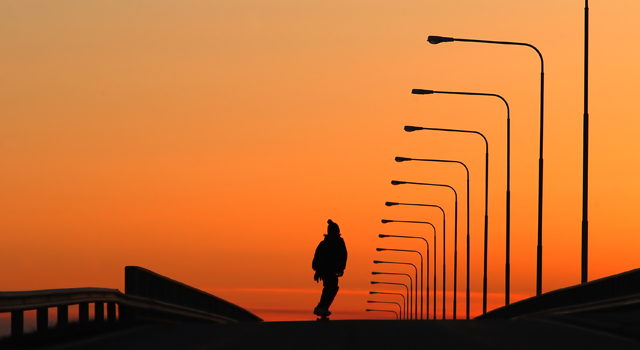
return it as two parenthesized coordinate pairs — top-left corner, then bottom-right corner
(312, 234), (348, 275)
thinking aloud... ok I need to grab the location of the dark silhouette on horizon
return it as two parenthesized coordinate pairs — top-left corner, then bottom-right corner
(312, 219), (348, 319)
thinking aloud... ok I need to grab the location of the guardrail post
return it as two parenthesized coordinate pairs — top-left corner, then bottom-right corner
(11, 310), (23, 337)
(37, 307), (48, 332)
(107, 302), (117, 322)
(95, 302), (104, 322)
(118, 303), (132, 321)
(79, 302), (89, 323)
(57, 305), (69, 326)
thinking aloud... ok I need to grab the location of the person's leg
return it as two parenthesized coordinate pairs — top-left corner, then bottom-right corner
(318, 274), (339, 310)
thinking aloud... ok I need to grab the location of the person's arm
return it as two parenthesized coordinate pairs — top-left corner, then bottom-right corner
(312, 241), (324, 271)
(338, 240), (347, 275)
(312, 241), (324, 282)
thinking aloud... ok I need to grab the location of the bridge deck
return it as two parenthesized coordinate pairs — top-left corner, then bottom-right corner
(42, 318), (639, 350)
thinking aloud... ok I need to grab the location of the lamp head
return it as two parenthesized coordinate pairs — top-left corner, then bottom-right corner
(370, 281), (379, 284)
(427, 36), (454, 44)
(391, 180), (406, 185)
(395, 156), (411, 162)
(404, 125), (423, 132)
(373, 260), (383, 264)
(376, 248), (386, 252)
(369, 291), (376, 294)
(385, 202), (399, 207)
(411, 89), (434, 95)
(381, 220), (392, 224)
(371, 272), (380, 275)
(379, 234), (389, 238)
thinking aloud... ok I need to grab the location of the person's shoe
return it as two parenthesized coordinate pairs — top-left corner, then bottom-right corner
(313, 306), (331, 316)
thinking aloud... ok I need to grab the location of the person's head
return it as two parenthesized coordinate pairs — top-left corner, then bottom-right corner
(327, 219), (340, 236)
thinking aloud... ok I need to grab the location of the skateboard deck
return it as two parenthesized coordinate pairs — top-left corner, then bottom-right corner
(316, 315), (330, 321)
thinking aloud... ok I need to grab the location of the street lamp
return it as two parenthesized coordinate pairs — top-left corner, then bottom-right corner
(410, 90), (508, 308)
(377, 248), (423, 320)
(427, 34), (546, 297)
(373, 261), (418, 320)
(393, 160), (468, 317)
(402, 125), (487, 314)
(379, 229), (431, 320)
(366, 309), (399, 320)
(582, 0), (590, 285)
(370, 291), (407, 320)
(370, 281), (410, 317)
(367, 300), (402, 320)
(395, 161), (478, 311)
(392, 179), (460, 319)
(371, 273), (413, 319)
(385, 202), (445, 319)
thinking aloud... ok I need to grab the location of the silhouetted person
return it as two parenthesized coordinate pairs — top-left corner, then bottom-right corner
(312, 219), (348, 317)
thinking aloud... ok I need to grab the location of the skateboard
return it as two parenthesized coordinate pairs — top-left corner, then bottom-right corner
(316, 315), (330, 321)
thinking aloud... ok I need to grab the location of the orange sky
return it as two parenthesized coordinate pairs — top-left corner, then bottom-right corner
(2, 1), (640, 321)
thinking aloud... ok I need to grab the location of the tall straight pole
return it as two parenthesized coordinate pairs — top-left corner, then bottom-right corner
(416, 254), (423, 319)
(432, 228), (436, 319)
(506, 113), (511, 305)
(433, 224), (437, 318)
(536, 54), (545, 297)
(581, 0), (590, 285)
(453, 194), (458, 319)
(426, 244), (429, 320)
(482, 145), (489, 313)
(466, 175), (470, 319)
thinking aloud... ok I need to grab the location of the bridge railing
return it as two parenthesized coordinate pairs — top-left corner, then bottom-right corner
(124, 266), (262, 323)
(0, 266), (261, 339)
(479, 267), (640, 319)
(0, 288), (121, 337)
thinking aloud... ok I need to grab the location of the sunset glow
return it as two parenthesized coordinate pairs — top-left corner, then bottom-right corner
(2, 1), (640, 322)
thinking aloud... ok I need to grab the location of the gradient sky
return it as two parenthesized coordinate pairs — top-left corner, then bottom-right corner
(2, 1), (640, 321)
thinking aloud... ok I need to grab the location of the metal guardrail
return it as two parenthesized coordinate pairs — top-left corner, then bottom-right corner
(0, 287), (237, 338)
(0, 266), (261, 339)
(125, 266), (262, 323)
(478, 267), (640, 319)
(0, 288), (121, 337)
(527, 292), (640, 317)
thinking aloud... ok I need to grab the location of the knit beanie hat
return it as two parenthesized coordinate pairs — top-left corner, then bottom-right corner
(327, 219), (340, 236)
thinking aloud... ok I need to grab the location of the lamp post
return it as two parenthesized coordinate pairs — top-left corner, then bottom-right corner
(366, 309), (399, 320)
(582, 0), (590, 285)
(410, 92), (507, 309)
(370, 291), (407, 320)
(391, 179), (460, 319)
(394, 159), (470, 316)
(391, 161), (476, 319)
(427, 34), (545, 297)
(379, 228), (431, 320)
(377, 248), (423, 320)
(410, 91), (508, 308)
(370, 281), (410, 318)
(373, 261), (418, 320)
(372, 273), (413, 319)
(403, 125), (489, 314)
(386, 202), (445, 319)
(367, 300), (403, 320)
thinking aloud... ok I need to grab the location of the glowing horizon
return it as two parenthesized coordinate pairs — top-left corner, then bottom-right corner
(2, 1), (640, 322)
